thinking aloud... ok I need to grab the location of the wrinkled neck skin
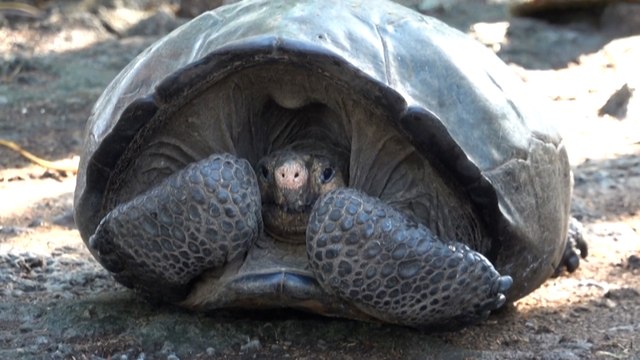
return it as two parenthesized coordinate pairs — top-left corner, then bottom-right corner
(257, 135), (349, 243)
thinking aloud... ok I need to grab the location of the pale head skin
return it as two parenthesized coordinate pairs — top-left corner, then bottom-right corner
(256, 145), (348, 243)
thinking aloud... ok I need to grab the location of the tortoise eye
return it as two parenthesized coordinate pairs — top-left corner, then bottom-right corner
(320, 167), (335, 183)
(260, 165), (269, 179)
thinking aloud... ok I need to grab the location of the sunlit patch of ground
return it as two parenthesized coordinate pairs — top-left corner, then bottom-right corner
(0, 166), (76, 223)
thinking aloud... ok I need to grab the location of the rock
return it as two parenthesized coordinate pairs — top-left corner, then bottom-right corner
(177, 0), (236, 18)
(28, 218), (46, 228)
(540, 349), (581, 360)
(52, 343), (73, 358)
(510, 0), (611, 18)
(52, 211), (77, 228)
(0, 1), (44, 19)
(605, 325), (635, 333)
(604, 287), (640, 300)
(601, 2), (640, 37)
(97, 7), (149, 35)
(627, 254), (640, 270)
(0, 226), (33, 235)
(240, 338), (262, 353)
(159, 341), (174, 355)
(317, 339), (328, 350)
(598, 83), (634, 119)
(124, 8), (184, 37)
(599, 298), (617, 308)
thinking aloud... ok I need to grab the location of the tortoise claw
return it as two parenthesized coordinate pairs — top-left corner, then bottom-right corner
(495, 293), (507, 309)
(89, 223), (125, 273)
(492, 275), (513, 295)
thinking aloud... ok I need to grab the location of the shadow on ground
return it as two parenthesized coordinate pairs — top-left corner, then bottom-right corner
(3, 288), (624, 359)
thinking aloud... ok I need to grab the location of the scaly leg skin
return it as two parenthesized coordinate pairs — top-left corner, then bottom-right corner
(554, 217), (588, 277)
(307, 188), (512, 330)
(89, 154), (262, 302)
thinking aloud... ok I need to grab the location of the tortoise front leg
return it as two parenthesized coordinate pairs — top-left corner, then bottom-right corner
(89, 154), (262, 302)
(306, 188), (511, 330)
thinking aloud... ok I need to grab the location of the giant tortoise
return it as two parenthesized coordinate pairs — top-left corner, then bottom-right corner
(74, 0), (584, 329)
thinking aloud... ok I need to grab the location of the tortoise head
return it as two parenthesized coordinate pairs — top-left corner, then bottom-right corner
(256, 141), (349, 243)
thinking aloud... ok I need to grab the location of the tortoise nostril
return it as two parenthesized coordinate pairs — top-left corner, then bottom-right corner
(275, 160), (308, 189)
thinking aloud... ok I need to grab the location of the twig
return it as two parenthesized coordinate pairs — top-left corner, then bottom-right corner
(0, 139), (78, 172)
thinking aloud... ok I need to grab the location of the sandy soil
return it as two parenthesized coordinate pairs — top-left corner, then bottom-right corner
(1, 0), (639, 359)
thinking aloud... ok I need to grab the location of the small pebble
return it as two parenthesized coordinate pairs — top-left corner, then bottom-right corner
(240, 339), (261, 353)
(606, 325), (634, 333)
(53, 211), (77, 228)
(627, 254), (640, 270)
(28, 218), (46, 228)
(0, 226), (32, 235)
(540, 349), (580, 360)
(604, 287), (640, 300)
(602, 298), (617, 308)
(160, 341), (175, 354)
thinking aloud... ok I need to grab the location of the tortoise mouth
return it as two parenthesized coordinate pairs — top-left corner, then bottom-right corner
(262, 202), (313, 243)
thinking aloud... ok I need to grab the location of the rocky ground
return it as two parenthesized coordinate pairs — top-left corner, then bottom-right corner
(0, 0), (639, 359)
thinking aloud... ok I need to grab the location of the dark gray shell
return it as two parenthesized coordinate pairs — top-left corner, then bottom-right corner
(74, 0), (571, 301)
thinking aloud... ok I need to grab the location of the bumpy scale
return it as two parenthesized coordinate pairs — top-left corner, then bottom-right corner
(307, 188), (512, 328)
(89, 154), (262, 301)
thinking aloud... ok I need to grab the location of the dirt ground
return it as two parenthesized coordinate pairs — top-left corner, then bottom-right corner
(0, 0), (639, 359)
